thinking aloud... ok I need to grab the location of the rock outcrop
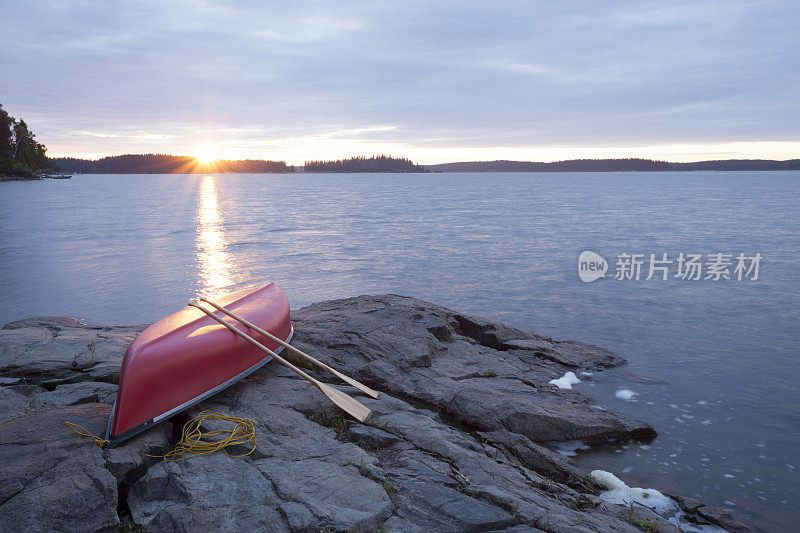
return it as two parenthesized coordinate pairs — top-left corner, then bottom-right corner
(0, 295), (744, 532)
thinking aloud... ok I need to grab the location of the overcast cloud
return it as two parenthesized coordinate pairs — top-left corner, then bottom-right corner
(2, 0), (798, 163)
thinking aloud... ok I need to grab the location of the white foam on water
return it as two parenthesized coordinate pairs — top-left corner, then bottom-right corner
(549, 371), (581, 390)
(552, 440), (591, 457)
(615, 389), (637, 401)
(724, 474), (735, 478)
(580, 371), (593, 376)
(589, 470), (674, 514)
(591, 470), (728, 533)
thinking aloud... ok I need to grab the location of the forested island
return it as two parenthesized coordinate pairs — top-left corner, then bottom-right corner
(426, 158), (800, 172)
(304, 155), (428, 172)
(50, 154), (427, 173)
(0, 104), (51, 179)
(50, 154), (290, 174)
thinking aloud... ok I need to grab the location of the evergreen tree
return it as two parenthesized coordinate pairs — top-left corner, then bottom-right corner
(13, 119), (46, 169)
(0, 104), (14, 173)
(0, 103), (48, 176)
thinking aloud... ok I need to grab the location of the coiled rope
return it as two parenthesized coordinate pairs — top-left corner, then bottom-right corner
(149, 410), (257, 462)
(65, 410), (257, 461)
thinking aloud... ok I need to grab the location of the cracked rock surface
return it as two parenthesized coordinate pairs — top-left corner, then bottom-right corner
(0, 295), (746, 532)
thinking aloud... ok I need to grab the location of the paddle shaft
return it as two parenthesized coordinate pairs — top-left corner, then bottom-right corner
(199, 296), (379, 399)
(187, 301), (371, 422)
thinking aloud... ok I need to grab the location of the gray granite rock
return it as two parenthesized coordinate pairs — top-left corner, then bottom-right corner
(104, 419), (172, 491)
(292, 295), (655, 444)
(0, 385), (32, 418)
(0, 297), (751, 532)
(0, 317), (146, 384)
(279, 501), (316, 532)
(0, 404), (119, 532)
(345, 422), (403, 448)
(696, 505), (752, 532)
(128, 453), (289, 532)
(391, 480), (515, 532)
(41, 380), (120, 406)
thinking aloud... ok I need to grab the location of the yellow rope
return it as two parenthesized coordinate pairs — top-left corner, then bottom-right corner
(64, 421), (110, 448)
(65, 410), (256, 460)
(148, 410), (257, 462)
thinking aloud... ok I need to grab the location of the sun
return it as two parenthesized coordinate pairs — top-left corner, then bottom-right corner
(194, 145), (220, 164)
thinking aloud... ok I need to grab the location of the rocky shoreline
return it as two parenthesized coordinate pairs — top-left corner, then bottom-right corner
(0, 295), (750, 532)
(0, 171), (71, 181)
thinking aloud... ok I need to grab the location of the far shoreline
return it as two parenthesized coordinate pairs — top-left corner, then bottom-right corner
(11, 168), (799, 176)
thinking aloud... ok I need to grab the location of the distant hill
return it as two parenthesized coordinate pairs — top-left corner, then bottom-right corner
(49, 154), (290, 174)
(304, 155), (427, 173)
(426, 158), (800, 172)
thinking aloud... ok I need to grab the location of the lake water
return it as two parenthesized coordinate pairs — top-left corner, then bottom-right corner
(1, 172), (798, 531)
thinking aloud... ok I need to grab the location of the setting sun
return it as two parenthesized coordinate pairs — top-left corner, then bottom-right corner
(194, 145), (220, 164)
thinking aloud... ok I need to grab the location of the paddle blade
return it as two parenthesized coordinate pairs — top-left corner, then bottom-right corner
(333, 371), (380, 399)
(317, 382), (371, 422)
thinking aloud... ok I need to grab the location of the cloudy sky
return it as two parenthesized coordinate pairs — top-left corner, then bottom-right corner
(2, 1), (798, 164)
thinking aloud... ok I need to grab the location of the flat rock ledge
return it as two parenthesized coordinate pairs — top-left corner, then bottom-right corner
(0, 295), (748, 532)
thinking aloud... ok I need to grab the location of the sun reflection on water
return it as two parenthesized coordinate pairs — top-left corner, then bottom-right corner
(195, 175), (236, 296)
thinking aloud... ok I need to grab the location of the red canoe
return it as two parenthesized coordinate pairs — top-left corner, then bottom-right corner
(106, 283), (292, 445)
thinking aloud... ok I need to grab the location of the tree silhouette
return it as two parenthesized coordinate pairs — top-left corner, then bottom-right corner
(50, 154), (291, 174)
(0, 104), (48, 176)
(304, 155), (427, 173)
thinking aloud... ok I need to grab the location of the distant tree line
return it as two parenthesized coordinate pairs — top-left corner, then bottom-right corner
(304, 155), (428, 173)
(426, 158), (800, 172)
(0, 103), (49, 177)
(50, 154), (290, 174)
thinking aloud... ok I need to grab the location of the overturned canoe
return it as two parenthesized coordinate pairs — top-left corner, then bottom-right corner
(106, 283), (292, 445)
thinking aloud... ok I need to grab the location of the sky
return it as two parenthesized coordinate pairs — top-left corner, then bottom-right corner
(1, 0), (799, 165)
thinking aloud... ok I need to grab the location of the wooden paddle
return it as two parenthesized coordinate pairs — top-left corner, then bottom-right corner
(199, 296), (380, 399)
(188, 300), (371, 422)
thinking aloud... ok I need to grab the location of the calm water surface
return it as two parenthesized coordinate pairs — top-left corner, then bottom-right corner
(1, 172), (798, 531)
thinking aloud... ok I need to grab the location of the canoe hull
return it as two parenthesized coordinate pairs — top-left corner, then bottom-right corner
(106, 283), (291, 445)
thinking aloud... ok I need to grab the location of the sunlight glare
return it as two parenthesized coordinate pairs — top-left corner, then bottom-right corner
(194, 145), (220, 164)
(195, 175), (236, 297)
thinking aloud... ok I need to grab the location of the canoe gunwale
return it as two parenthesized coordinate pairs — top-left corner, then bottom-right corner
(104, 325), (293, 446)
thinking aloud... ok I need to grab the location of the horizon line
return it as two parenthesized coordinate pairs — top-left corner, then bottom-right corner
(46, 152), (800, 166)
